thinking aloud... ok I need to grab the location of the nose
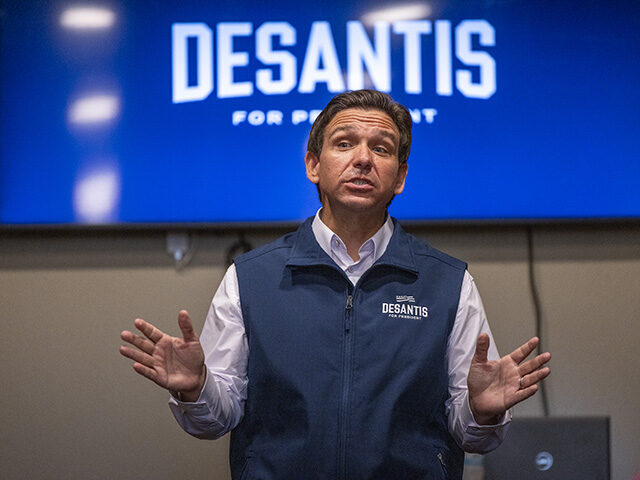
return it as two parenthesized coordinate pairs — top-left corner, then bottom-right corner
(353, 143), (373, 171)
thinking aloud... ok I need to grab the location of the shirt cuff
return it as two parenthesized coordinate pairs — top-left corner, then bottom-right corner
(460, 393), (512, 430)
(168, 369), (210, 409)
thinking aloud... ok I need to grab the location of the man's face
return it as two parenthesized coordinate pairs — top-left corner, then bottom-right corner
(305, 108), (408, 217)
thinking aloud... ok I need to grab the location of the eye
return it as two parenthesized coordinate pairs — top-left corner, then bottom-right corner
(337, 141), (351, 148)
(373, 146), (389, 154)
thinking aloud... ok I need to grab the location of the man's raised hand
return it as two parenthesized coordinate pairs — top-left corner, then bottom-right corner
(119, 310), (206, 401)
(467, 335), (551, 425)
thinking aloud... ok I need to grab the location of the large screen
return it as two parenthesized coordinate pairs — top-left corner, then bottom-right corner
(2, 0), (639, 226)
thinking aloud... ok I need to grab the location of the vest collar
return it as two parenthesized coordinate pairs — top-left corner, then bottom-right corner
(286, 216), (418, 275)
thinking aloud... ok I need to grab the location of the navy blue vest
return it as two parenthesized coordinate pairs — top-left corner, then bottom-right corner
(232, 217), (467, 480)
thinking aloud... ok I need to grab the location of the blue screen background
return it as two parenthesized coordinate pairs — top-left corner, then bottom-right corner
(2, 0), (639, 225)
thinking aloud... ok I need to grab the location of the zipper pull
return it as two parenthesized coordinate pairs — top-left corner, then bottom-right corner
(345, 295), (353, 310)
(344, 295), (353, 332)
(436, 452), (448, 476)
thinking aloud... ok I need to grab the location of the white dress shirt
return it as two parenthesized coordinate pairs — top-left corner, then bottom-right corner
(169, 212), (511, 452)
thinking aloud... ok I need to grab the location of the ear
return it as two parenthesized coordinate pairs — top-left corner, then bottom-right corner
(393, 162), (409, 195)
(305, 151), (320, 184)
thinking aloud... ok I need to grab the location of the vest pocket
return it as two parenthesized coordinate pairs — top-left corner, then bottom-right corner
(239, 452), (253, 480)
(436, 451), (448, 479)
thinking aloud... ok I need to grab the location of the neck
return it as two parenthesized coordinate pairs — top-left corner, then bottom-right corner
(320, 207), (386, 261)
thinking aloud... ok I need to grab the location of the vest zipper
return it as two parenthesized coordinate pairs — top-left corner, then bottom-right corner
(338, 292), (354, 480)
(437, 452), (448, 478)
(345, 294), (353, 328)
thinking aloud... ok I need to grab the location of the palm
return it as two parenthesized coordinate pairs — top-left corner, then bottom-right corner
(468, 353), (521, 417)
(120, 310), (206, 396)
(467, 335), (551, 424)
(149, 334), (205, 392)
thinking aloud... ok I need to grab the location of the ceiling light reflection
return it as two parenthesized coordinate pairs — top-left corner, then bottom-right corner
(73, 166), (120, 223)
(69, 94), (120, 124)
(60, 7), (115, 29)
(361, 4), (431, 26)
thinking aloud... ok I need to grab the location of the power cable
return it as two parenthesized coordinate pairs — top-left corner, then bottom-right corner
(527, 226), (550, 417)
(225, 232), (253, 267)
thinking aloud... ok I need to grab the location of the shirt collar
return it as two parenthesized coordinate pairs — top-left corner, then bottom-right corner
(311, 208), (394, 265)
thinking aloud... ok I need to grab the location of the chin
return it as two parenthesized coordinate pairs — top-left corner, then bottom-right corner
(340, 199), (387, 213)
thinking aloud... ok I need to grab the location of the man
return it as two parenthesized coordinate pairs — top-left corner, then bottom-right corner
(120, 90), (551, 479)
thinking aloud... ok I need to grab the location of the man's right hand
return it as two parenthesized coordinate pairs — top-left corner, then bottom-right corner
(120, 310), (206, 402)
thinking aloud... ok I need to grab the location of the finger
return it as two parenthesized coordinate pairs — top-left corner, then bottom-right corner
(520, 367), (551, 389)
(120, 330), (156, 355)
(509, 384), (539, 408)
(177, 310), (198, 342)
(510, 336), (539, 364)
(132, 362), (160, 384)
(134, 318), (164, 344)
(472, 334), (490, 364)
(119, 345), (155, 368)
(518, 351), (551, 377)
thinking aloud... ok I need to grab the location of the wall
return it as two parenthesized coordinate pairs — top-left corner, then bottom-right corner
(1, 224), (638, 479)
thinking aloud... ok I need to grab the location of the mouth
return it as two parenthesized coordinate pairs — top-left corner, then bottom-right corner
(344, 177), (375, 194)
(346, 177), (373, 186)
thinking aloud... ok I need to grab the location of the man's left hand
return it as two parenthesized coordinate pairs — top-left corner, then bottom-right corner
(467, 335), (551, 425)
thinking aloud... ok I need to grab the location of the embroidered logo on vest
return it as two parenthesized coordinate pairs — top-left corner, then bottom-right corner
(382, 295), (429, 320)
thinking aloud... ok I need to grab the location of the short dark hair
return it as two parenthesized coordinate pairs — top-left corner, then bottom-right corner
(307, 89), (413, 164)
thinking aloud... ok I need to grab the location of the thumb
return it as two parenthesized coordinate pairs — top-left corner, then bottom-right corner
(177, 310), (198, 342)
(472, 333), (490, 364)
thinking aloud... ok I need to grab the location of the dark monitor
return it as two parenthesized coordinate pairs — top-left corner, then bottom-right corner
(484, 417), (610, 480)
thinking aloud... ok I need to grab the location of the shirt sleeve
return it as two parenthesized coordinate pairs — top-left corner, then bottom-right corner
(168, 264), (248, 439)
(445, 270), (512, 453)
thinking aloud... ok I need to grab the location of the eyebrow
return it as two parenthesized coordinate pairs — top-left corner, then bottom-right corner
(328, 125), (398, 144)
